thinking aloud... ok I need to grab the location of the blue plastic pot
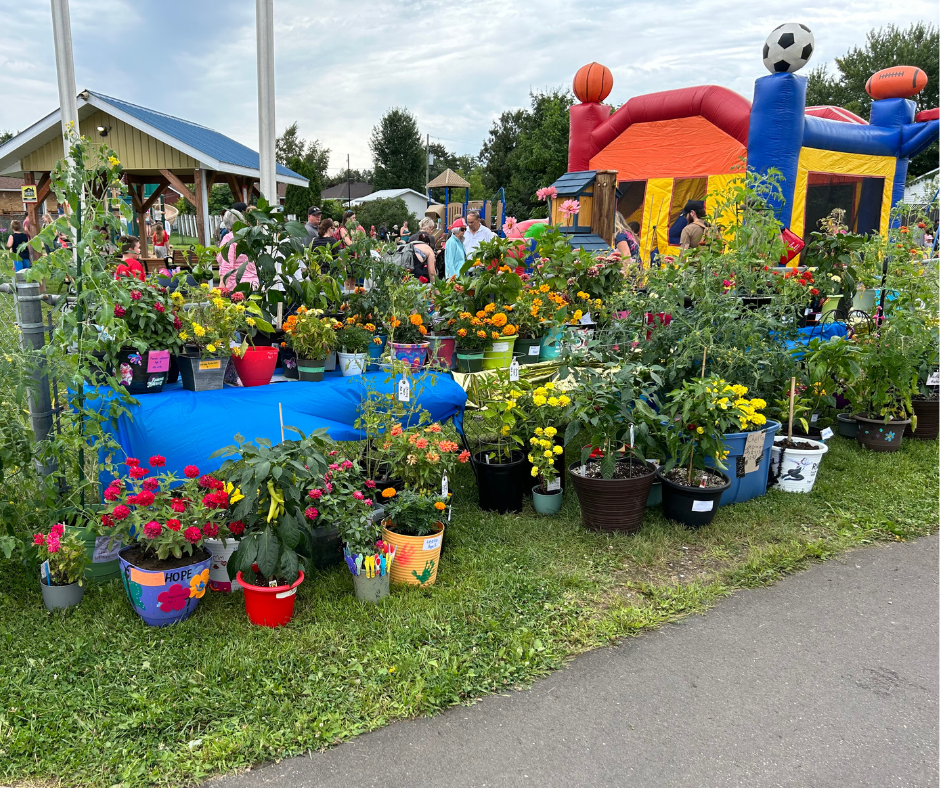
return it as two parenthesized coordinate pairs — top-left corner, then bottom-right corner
(705, 419), (782, 507)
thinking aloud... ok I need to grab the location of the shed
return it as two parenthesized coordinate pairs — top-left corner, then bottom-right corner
(350, 188), (430, 221)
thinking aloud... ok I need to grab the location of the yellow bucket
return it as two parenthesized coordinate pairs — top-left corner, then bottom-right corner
(381, 521), (444, 586)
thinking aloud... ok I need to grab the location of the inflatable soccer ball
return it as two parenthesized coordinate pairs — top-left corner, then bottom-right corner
(762, 23), (814, 74)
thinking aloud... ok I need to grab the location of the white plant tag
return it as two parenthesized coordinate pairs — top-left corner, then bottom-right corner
(509, 359), (520, 381)
(397, 378), (410, 402)
(447, 505), (452, 522)
(528, 344), (540, 356)
(441, 472), (448, 498)
(579, 464), (586, 475)
(579, 311), (593, 325)
(629, 424), (635, 448)
(820, 427), (834, 440)
(804, 307), (812, 315)
(422, 535), (442, 551)
(691, 499), (714, 512)
(492, 341), (509, 352)
(810, 412), (819, 423)
(546, 478), (561, 491)
(927, 372), (940, 386)
(275, 587), (297, 599)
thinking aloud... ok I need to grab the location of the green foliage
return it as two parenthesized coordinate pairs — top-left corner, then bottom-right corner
(369, 108), (425, 192)
(382, 488), (447, 536)
(33, 525), (89, 586)
(283, 308), (337, 359)
(207, 184), (234, 215)
(336, 323), (371, 354)
(320, 199), (346, 222)
(354, 197), (417, 236)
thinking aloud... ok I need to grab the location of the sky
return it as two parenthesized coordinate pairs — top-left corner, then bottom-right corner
(0, 0), (936, 176)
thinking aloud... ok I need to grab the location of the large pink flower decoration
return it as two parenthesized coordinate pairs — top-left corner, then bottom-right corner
(157, 583), (190, 612)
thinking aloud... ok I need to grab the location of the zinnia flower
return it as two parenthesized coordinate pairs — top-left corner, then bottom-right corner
(203, 522), (220, 538)
(33, 533), (45, 546)
(166, 519), (181, 531)
(458, 450), (471, 463)
(305, 507), (319, 520)
(135, 490), (155, 507)
(154, 303), (166, 313)
(502, 217), (518, 234)
(149, 455), (166, 467)
(353, 491), (364, 500)
(142, 477), (159, 492)
(143, 520), (162, 538)
(559, 199), (580, 218)
(364, 479), (376, 489)
(130, 290), (142, 301)
(183, 526), (202, 544)
(129, 466), (148, 480)
(170, 498), (187, 513)
(114, 305), (126, 317)
(112, 504), (130, 521)
(46, 534), (60, 553)
(308, 488), (323, 499)
(100, 514), (114, 527)
(125, 457), (140, 468)
(104, 486), (121, 502)
(228, 520), (245, 536)
(184, 465), (199, 478)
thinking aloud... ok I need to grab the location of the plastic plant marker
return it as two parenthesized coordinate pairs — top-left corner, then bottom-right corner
(397, 378), (410, 402)
(355, 555), (363, 576)
(820, 427), (834, 440)
(441, 472), (448, 497)
(509, 359), (520, 382)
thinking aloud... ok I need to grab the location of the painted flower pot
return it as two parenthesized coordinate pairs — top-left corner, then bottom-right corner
(40, 579), (84, 612)
(539, 327), (565, 361)
(337, 351), (367, 377)
(237, 571), (305, 627)
(391, 342), (430, 369)
(381, 521), (444, 586)
(837, 413), (859, 438)
(230, 346), (278, 387)
(352, 571), (390, 603)
(65, 524), (121, 584)
(515, 337), (542, 365)
(177, 354), (225, 392)
(770, 436), (829, 493)
(905, 397), (939, 440)
(658, 468), (731, 529)
(568, 459), (656, 533)
(279, 347), (299, 379)
(482, 336), (517, 370)
(429, 335), (457, 368)
(116, 347), (169, 394)
(297, 356), (326, 382)
(471, 450), (525, 513)
(205, 538), (241, 592)
(455, 349), (484, 373)
(532, 486), (563, 515)
(118, 546), (212, 627)
(854, 414), (910, 453)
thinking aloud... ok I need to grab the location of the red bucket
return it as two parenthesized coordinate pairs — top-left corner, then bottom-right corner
(237, 571), (304, 627)
(231, 346), (279, 387)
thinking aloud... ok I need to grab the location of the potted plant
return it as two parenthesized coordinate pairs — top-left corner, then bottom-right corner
(282, 306), (337, 382)
(380, 488), (448, 586)
(528, 427), (565, 515)
(381, 422), (470, 493)
(336, 322), (371, 377)
(478, 304), (519, 370)
(226, 293), (277, 387)
(95, 455), (227, 626)
(516, 380), (573, 491)
(34, 523), (89, 611)
(212, 429), (331, 626)
(389, 312), (431, 368)
(513, 288), (552, 365)
(451, 310), (491, 373)
(174, 285), (244, 391)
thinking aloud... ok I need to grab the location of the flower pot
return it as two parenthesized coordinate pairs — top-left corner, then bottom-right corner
(905, 397), (939, 440)
(166, 353), (180, 385)
(704, 420), (781, 506)
(40, 578), (85, 611)
(853, 289), (876, 313)
(455, 349), (484, 373)
(237, 571), (305, 627)
(204, 538), (241, 592)
(739, 295), (773, 310)
(770, 436), (829, 493)
(564, 324), (594, 353)
(515, 337), (542, 366)
(532, 486), (563, 515)
(324, 351), (337, 372)
(429, 335), (457, 368)
(837, 413), (859, 438)
(337, 350), (367, 377)
(646, 479), (662, 507)
(568, 458), (656, 533)
(482, 336), (517, 370)
(854, 414), (910, 453)
(298, 524), (343, 569)
(177, 353), (225, 392)
(658, 468), (731, 529)
(118, 546), (211, 627)
(352, 571), (390, 603)
(391, 341), (430, 369)
(230, 346), (278, 387)
(539, 327), (564, 361)
(368, 334), (387, 368)
(522, 451), (567, 496)
(116, 347), (169, 394)
(381, 521), (444, 586)
(64, 524), (121, 584)
(297, 356), (326, 382)
(279, 347), (299, 379)
(471, 450), (525, 513)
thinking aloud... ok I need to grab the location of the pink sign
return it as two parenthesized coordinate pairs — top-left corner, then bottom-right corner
(147, 350), (171, 373)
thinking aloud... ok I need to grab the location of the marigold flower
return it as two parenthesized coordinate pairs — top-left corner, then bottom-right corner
(434, 501), (447, 511)
(409, 313), (423, 326)
(381, 487), (397, 498)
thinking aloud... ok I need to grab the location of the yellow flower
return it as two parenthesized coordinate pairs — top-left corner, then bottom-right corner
(531, 466), (539, 477)
(192, 324), (206, 337)
(484, 303), (496, 313)
(751, 414), (767, 425)
(533, 395), (547, 406)
(107, 155), (121, 167)
(547, 397), (558, 407)
(502, 425), (510, 435)
(731, 384), (748, 396)
(543, 450), (553, 458)
(246, 317), (256, 327)
(224, 482), (244, 504)
(544, 382), (555, 390)
(213, 298), (225, 309)
(534, 387), (547, 396)
(539, 439), (551, 449)
(528, 454), (535, 462)
(200, 283), (210, 291)
(696, 427), (704, 434)
(557, 395), (570, 406)
(553, 445), (563, 455)
(179, 331), (189, 341)
(206, 344), (217, 353)
(535, 427), (544, 435)
(171, 291), (184, 303)
(529, 437), (539, 445)
(544, 426), (557, 437)
(750, 398), (766, 409)
(235, 303), (246, 312)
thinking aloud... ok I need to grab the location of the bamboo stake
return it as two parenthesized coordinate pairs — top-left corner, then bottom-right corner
(787, 377), (796, 440)
(279, 402), (285, 443)
(700, 347), (708, 378)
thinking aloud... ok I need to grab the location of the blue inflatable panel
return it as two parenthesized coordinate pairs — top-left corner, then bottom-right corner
(801, 116), (899, 157)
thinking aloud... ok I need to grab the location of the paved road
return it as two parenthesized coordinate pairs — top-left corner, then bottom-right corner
(210, 536), (939, 788)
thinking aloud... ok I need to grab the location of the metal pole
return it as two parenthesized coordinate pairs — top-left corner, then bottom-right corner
(50, 0), (79, 159)
(255, 0), (277, 204)
(425, 133), (430, 204)
(347, 153), (351, 208)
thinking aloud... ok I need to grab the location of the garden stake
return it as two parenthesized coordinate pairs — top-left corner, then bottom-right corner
(687, 348), (708, 484)
(279, 403), (285, 443)
(788, 377), (796, 440)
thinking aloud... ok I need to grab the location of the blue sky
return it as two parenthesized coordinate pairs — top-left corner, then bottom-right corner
(0, 0), (935, 176)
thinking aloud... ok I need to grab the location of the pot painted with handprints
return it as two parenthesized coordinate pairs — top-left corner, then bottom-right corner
(118, 546), (212, 627)
(380, 521), (444, 586)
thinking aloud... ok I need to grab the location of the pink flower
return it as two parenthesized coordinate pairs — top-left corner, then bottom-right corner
(230, 291), (245, 302)
(329, 463), (339, 471)
(149, 455), (166, 468)
(364, 479), (376, 489)
(325, 482), (332, 493)
(143, 521), (162, 538)
(142, 477), (159, 492)
(184, 465), (199, 478)
(154, 303), (165, 313)
(308, 489), (322, 499)
(33, 533), (45, 546)
(415, 438), (429, 450)
(104, 486), (121, 502)
(364, 499), (373, 507)
(157, 583), (190, 612)
(46, 534), (60, 553)
(165, 519), (181, 531)
(341, 460), (353, 470)
(198, 475), (216, 489)
(353, 491), (364, 500)
(112, 504), (130, 521)
(100, 514), (114, 527)
(203, 522), (219, 538)
(114, 305), (126, 317)
(135, 490), (155, 507)
(183, 526), (202, 544)
(502, 217), (518, 235)
(559, 200), (580, 219)
(125, 457), (140, 468)
(305, 507), (319, 520)
(130, 290), (142, 301)
(458, 450), (471, 463)
(50, 523), (64, 537)
(129, 466), (148, 480)
(536, 186), (558, 202)
(170, 498), (187, 513)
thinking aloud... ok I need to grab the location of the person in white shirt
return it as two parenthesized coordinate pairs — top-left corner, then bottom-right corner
(462, 210), (494, 259)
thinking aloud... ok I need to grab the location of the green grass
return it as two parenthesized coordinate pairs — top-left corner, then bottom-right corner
(169, 234), (200, 248)
(0, 437), (936, 787)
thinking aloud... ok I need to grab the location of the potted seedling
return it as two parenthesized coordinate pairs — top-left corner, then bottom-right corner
(34, 524), (89, 612)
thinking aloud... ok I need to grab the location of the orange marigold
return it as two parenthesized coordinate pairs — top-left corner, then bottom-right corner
(491, 313), (508, 327)
(434, 501), (446, 511)
(418, 325), (427, 335)
(502, 324), (517, 336)
(458, 328), (467, 337)
(381, 488), (397, 499)
(409, 313), (424, 326)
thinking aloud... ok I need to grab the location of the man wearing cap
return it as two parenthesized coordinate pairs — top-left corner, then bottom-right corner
(679, 200), (707, 257)
(462, 210), (494, 259)
(444, 218), (467, 279)
(304, 206), (322, 246)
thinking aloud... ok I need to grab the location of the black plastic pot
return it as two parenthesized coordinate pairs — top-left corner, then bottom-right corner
(279, 347), (299, 380)
(297, 357), (326, 382)
(658, 467), (731, 529)
(905, 397), (939, 440)
(115, 347), (168, 394)
(471, 450), (525, 514)
(298, 524), (342, 569)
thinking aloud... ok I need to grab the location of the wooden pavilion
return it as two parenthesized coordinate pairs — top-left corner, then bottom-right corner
(0, 90), (307, 255)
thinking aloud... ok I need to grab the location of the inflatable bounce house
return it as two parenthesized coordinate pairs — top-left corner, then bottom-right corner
(552, 23), (939, 261)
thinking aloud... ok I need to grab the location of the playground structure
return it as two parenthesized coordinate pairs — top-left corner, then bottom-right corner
(551, 28), (939, 260)
(424, 168), (506, 234)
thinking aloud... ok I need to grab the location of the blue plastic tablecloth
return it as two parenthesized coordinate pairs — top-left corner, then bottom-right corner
(781, 322), (850, 355)
(94, 369), (466, 478)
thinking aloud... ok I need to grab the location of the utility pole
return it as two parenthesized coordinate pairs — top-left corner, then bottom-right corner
(425, 133), (430, 205)
(50, 0), (79, 159)
(255, 0), (277, 204)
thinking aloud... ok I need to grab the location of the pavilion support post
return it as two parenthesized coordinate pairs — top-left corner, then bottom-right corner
(255, 0), (277, 204)
(23, 173), (40, 259)
(591, 169), (618, 246)
(129, 183), (149, 256)
(194, 168), (210, 245)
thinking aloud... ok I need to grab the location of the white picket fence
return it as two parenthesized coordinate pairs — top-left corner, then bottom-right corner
(174, 213), (299, 241)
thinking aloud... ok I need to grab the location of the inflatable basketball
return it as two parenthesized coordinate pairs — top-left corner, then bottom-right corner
(865, 66), (928, 100)
(573, 63), (613, 104)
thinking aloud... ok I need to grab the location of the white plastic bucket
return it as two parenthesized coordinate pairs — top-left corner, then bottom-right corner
(770, 436), (829, 493)
(337, 351), (367, 377)
(205, 538), (242, 592)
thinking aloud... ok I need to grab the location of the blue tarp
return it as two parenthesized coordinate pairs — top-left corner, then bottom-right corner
(94, 370), (467, 478)
(781, 322), (849, 356)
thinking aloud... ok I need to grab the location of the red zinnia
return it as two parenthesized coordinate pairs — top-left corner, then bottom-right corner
(112, 505), (130, 521)
(810, 288), (819, 296)
(143, 520), (162, 538)
(154, 303), (166, 313)
(184, 465), (199, 478)
(183, 526), (202, 544)
(130, 290), (142, 300)
(198, 475), (216, 489)
(104, 486), (121, 501)
(142, 477), (159, 492)
(114, 305), (125, 317)
(100, 514), (114, 527)
(125, 457), (140, 468)
(135, 490), (155, 507)
(304, 507), (319, 520)
(170, 498), (187, 513)
(202, 522), (219, 538)
(149, 455), (166, 468)
(228, 520), (245, 536)
(129, 466), (148, 480)
(33, 533), (45, 546)
(173, 316), (183, 330)
(165, 518), (181, 531)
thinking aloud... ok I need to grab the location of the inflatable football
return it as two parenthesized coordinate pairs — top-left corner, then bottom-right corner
(865, 66), (929, 99)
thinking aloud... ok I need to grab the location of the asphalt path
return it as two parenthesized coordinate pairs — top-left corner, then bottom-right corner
(209, 535), (939, 788)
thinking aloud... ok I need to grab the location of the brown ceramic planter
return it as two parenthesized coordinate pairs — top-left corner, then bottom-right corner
(568, 458), (656, 533)
(854, 414), (910, 453)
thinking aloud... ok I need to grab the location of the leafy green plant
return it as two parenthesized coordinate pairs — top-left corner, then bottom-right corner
(282, 307), (337, 359)
(337, 323), (371, 354)
(527, 427), (564, 491)
(382, 487), (448, 537)
(32, 523), (88, 586)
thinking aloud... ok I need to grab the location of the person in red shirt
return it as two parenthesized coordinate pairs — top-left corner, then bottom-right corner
(114, 236), (145, 281)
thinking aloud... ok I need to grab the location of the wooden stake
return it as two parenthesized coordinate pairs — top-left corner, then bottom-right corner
(278, 402), (285, 443)
(700, 347), (708, 378)
(787, 377), (796, 440)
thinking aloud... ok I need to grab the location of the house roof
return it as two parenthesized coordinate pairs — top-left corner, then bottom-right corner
(351, 188), (428, 205)
(427, 168), (470, 188)
(550, 170), (596, 196)
(322, 182), (372, 200)
(0, 176), (22, 191)
(0, 90), (307, 186)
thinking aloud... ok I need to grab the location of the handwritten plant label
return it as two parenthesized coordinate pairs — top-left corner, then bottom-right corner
(810, 412), (819, 423)
(509, 359), (520, 382)
(820, 427), (834, 441)
(93, 536), (121, 563)
(422, 535), (442, 551)
(528, 344), (541, 356)
(741, 430), (765, 474)
(546, 478), (561, 492)
(927, 371), (940, 386)
(199, 359), (221, 371)
(147, 350), (171, 373)
(492, 341), (509, 352)
(691, 499), (714, 512)
(580, 311), (593, 325)
(441, 472), (448, 498)
(397, 378), (410, 402)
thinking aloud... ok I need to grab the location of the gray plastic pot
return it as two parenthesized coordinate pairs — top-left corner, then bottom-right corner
(40, 579), (84, 611)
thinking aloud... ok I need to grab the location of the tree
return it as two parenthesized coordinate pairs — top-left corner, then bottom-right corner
(0, 130), (13, 145)
(276, 122), (330, 215)
(323, 168), (373, 189)
(805, 23), (939, 178)
(369, 108), (425, 192)
(354, 198), (417, 236)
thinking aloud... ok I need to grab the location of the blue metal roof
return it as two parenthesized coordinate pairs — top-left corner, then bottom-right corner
(549, 170), (596, 196)
(88, 91), (303, 180)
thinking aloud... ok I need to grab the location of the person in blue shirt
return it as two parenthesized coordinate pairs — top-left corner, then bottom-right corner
(444, 218), (467, 279)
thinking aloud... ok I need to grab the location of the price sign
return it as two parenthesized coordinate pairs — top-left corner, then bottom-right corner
(820, 427), (834, 440)
(147, 350), (171, 373)
(509, 358), (520, 382)
(927, 372), (940, 386)
(397, 378), (410, 402)
(741, 430), (765, 474)
(422, 535), (442, 551)
(528, 344), (540, 356)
